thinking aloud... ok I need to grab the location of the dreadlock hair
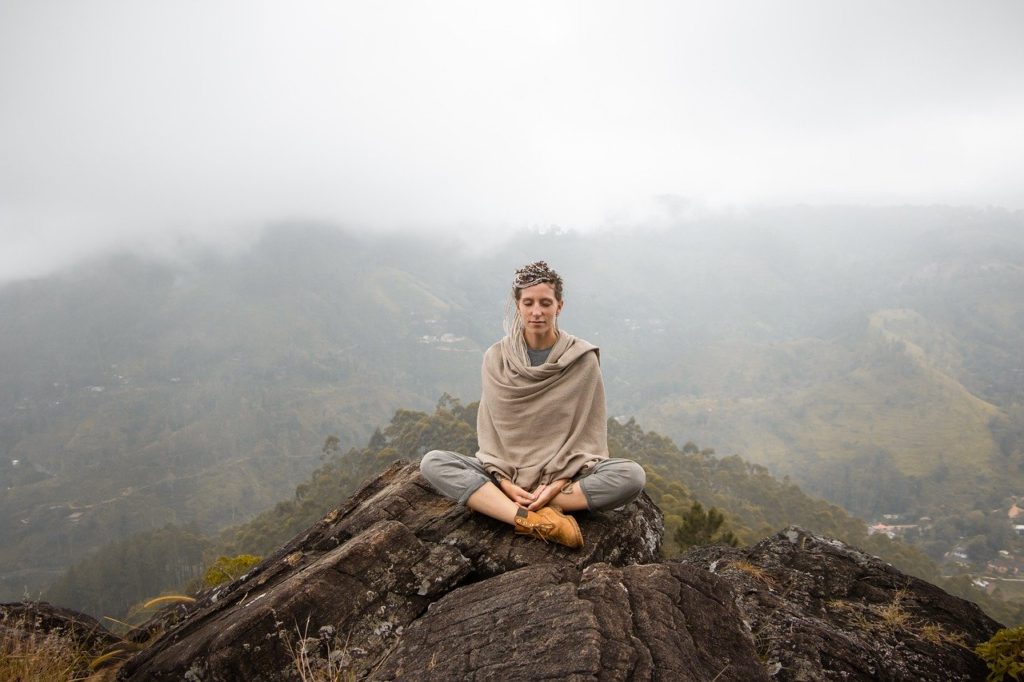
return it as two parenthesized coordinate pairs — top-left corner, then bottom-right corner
(503, 261), (564, 359)
(511, 260), (564, 301)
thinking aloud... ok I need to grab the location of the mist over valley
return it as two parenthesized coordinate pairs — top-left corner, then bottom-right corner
(3, 206), (1024, 622)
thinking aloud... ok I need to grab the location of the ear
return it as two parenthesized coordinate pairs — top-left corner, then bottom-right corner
(557, 300), (565, 314)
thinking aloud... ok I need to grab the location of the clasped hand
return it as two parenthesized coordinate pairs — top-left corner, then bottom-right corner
(498, 477), (569, 512)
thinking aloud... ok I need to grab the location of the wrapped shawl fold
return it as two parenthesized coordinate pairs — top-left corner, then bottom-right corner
(476, 332), (609, 490)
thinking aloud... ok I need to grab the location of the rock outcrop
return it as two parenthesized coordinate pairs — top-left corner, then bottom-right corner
(119, 460), (667, 680)
(0, 600), (122, 655)
(6, 461), (1003, 680)
(372, 561), (769, 681)
(681, 528), (1002, 681)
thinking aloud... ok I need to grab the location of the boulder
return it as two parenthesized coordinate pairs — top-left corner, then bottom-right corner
(113, 463), (1002, 681)
(680, 526), (1002, 681)
(119, 460), (664, 680)
(0, 600), (127, 679)
(0, 600), (122, 655)
(372, 561), (769, 681)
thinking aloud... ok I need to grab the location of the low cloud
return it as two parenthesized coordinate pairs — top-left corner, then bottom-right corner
(2, 1), (1022, 282)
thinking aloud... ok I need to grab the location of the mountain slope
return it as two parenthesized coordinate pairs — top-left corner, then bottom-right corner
(3, 206), (1024, 602)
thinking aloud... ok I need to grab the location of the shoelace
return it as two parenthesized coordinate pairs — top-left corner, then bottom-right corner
(515, 518), (555, 542)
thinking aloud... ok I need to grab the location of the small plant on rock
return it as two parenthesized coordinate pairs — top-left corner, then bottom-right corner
(919, 623), (967, 648)
(201, 554), (262, 588)
(283, 617), (354, 682)
(976, 625), (1024, 682)
(727, 559), (774, 586)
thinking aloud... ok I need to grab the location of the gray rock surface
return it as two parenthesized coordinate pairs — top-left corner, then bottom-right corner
(119, 460), (665, 680)
(0, 600), (127, 679)
(372, 561), (769, 681)
(680, 526), (1002, 681)
(40, 460), (994, 681)
(0, 600), (122, 654)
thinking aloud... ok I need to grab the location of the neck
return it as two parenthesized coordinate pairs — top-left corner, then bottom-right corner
(523, 329), (558, 350)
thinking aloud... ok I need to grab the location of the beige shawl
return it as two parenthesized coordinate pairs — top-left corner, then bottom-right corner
(476, 332), (608, 490)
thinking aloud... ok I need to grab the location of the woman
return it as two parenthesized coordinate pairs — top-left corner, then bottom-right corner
(420, 261), (646, 548)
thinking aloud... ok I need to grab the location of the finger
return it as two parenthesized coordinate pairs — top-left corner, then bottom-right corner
(502, 486), (531, 506)
(541, 491), (560, 508)
(528, 493), (546, 507)
(527, 489), (553, 511)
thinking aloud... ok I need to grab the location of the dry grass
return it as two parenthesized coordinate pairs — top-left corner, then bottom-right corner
(825, 598), (857, 612)
(919, 623), (969, 648)
(141, 595), (196, 609)
(873, 600), (913, 632)
(727, 560), (774, 586)
(838, 590), (914, 635)
(829, 590), (969, 650)
(0, 616), (95, 682)
(283, 618), (355, 682)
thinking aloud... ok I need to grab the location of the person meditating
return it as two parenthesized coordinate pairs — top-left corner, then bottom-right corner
(420, 261), (646, 548)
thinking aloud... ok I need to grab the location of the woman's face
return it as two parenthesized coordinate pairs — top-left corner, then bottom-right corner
(516, 282), (563, 341)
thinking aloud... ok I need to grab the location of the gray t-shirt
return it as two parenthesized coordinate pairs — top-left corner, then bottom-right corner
(527, 345), (553, 366)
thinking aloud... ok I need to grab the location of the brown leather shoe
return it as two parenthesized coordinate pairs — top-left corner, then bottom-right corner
(514, 506), (584, 549)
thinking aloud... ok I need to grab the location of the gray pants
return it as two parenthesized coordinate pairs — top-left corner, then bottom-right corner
(419, 450), (646, 512)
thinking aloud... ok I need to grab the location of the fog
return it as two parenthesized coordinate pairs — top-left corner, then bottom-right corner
(2, 0), (1023, 282)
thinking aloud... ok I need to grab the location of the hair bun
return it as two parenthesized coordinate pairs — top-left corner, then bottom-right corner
(513, 261), (563, 291)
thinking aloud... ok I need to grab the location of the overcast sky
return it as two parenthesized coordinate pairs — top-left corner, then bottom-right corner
(2, 1), (1023, 282)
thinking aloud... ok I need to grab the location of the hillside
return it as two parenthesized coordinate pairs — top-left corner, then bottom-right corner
(3, 206), (1024, 603)
(0, 231), (483, 599)
(42, 398), (1024, 627)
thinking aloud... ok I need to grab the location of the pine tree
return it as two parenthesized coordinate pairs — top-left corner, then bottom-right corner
(674, 501), (740, 550)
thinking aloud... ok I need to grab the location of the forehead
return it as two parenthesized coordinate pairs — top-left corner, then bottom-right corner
(518, 282), (558, 299)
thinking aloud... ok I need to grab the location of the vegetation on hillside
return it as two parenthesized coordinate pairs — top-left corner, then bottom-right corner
(5, 209), (1024, 612)
(45, 525), (208, 621)
(46, 397), (1024, 627)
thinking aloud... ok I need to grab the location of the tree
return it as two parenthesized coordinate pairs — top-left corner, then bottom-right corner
(366, 429), (386, 451)
(322, 435), (341, 456)
(674, 501), (740, 550)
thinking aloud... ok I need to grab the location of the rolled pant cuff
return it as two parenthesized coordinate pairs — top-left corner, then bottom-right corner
(577, 477), (596, 510)
(457, 476), (490, 506)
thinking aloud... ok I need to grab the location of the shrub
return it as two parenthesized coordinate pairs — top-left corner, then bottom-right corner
(976, 625), (1024, 682)
(201, 554), (262, 588)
